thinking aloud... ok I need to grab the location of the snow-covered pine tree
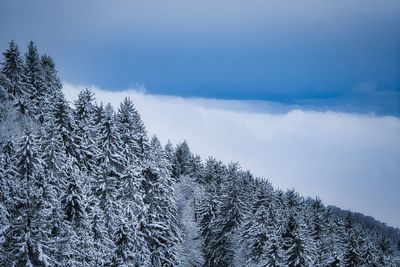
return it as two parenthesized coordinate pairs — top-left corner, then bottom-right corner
(206, 163), (246, 267)
(342, 213), (362, 267)
(1, 40), (25, 99)
(376, 235), (395, 266)
(39, 121), (73, 264)
(111, 220), (136, 266)
(196, 178), (221, 266)
(189, 154), (203, 182)
(2, 131), (54, 266)
(0, 40), (32, 118)
(94, 103), (125, 236)
(61, 164), (95, 266)
(73, 89), (98, 174)
(53, 95), (78, 160)
(198, 156), (226, 186)
(172, 140), (192, 179)
(40, 54), (62, 101)
(119, 157), (151, 266)
(242, 180), (276, 265)
(117, 97), (142, 164)
(142, 136), (180, 266)
(23, 41), (47, 121)
(0, 140), (14, 261)
(281, 213), (313, 267)
(309, 198), (330, 266)
(280, 190), (314, 267)
(360, 232), (379, 266)
(164, 140), (174, 166)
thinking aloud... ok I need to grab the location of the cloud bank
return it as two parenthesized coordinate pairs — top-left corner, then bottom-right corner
(63, 83), (400, 227)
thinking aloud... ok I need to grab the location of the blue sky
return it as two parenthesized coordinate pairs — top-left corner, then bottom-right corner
(1, 0), (399, 115)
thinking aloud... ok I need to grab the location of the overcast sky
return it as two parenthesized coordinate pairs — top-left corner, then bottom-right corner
(1, 0), (399, 114)
(1, 1), (399, 226)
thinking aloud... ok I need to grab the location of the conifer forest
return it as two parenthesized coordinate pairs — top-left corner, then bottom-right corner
(0, 41), (399, 266)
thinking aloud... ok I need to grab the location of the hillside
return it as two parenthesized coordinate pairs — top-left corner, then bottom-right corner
(0, 41), (399, 266)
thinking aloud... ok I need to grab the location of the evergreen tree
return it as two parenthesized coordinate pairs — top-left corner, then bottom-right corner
(206, 163), (245, 267)
(73, 89), (98, 173)
(309, 198), (330, 265)
(376, 235), (395, 266)
(164, 140), (174, 165)
(199, 156), (225, 186)
(23, 41), (46, 119)
(242, 181), (276, 265)
(117, 97), (141, 164)
(2, 131), (53, 266)
(94, 103), (125, 236)
(1, 40), (25, 99)
(111, 221), (136, 266)
(342, 213), (362, 267)
(197, 181), (221, 266)
(53, 96), (77, 159)
(172, 140), (192, 178)
(142, 136), (180, 266)
(281, 213), (313, 267)
(40, 54), (62, 101)
(119, 161), (150, 266)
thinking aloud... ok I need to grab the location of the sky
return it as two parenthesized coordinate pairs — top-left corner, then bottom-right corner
(1, 1), (400, 226)
(1, 0), (399, 114)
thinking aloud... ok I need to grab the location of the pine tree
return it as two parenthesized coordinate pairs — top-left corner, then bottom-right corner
(1, 40), (25, 99)
(260, 232), (284, 267)
(142, 136), (180, 266)
(94, 103), (125, 236)
(281, 213), (313, 267)
(0, 140), (14, 260)
(117, 97), (141, 164)
(119, 161), (150, 266)
(360, 233), (378, 266)
(309, 198), (330, 265)
(172, 140), (192, 178)
(61, 165), (95, 266)
(2, 131), (53, 266)
(23, 41), (46, 119)
(53, 96), (78, 159)
(206, 163), (245, 267)
(242, 181), (276, 265)
(73, 89), (98, 173)
(164, 140), (174, 165)
(40, 54), (62, 100)
(197, 181), (221, 266)
(189, 154), (203, 181)
(111, 221), (135, 266)
(62, 168), (85, 226)
(342, 213), (362, 267)
(199, 156), (226, 186)
(376, 235), (395, 266)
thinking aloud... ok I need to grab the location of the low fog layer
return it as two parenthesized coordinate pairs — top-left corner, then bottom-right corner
(64, 83), (400, 227)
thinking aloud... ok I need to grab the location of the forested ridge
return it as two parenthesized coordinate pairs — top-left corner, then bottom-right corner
(0, 41), (399, 266)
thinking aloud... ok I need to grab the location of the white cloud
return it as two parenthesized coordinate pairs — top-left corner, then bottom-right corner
(63, 83), (400, 227)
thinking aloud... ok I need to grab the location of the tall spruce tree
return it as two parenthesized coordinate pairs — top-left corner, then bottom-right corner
(172, 140), (192, 178)
(2, 131), (54, 266)
(141, 136), (180, 266)
(1, 40), (25, 99)
(242, 181), (277, 265)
